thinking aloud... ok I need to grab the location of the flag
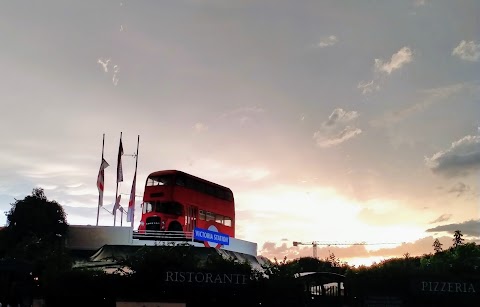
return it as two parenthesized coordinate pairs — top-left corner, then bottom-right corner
(96, 158), (109, 206)
(127, 171), (136, 222)
(114, 194), (122, 214)
(116, 138), (124, 183)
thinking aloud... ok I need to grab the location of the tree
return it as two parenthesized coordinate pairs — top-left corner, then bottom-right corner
(453, 230), (464, 248)
(5, 188), (67, 242)
(0, 188), (70, 305)
(433, 238), (443, 253)
(2, 189), (70, 280)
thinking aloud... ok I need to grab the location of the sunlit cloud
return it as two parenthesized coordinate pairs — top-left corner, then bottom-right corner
(182, 158), (270, 184)
(220, 106), (265, 118)
(425, 135), (480, 177)
(357, 80), (379, 95)
(314, 126), (361, 148)
(217, 106), (265, 126)
(324, 108), (359, 126)
(448, 182), (470, 197)
(375, 47), (413, 75)
(359, 47), (413, 94)
(452, 40), (480, 62)
(97, 58), (110, 73)
(65, 183), (84, 188)
(313, 108), (361, 148)
(429, 214), (452, 224)
(193, 122), (208, 133)
(317, 35), (338, 48)
(413, 0), (428, 8)
(112, 65), (120, 86)
(41, 184), (58, 190)
(370, 82), (476, 127)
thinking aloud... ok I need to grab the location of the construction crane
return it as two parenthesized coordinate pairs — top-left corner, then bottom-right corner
(293, 241), (319, 259)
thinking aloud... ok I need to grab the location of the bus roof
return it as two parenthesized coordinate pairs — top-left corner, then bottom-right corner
(147, 170), (233, 192)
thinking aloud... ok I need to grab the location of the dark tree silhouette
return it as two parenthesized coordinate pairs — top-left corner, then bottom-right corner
(433, 238), (443, 253)
(453, 230), (464, 248)
(2, 188), (70, 276)
(5, 188), (68, 243)
(1, 188), (70, 305)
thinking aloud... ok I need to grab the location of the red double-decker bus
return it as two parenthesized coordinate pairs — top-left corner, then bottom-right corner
(138, 170), (235, 238)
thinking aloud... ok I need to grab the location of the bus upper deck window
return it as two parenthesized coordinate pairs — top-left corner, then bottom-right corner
(227, 191), (233, 201)
(205, 185), (214, 196)
(224, 217), (232, 227)
(176, 176), (185, 186)
(199, 210), (206, 220)
(161, 176), (172, 185)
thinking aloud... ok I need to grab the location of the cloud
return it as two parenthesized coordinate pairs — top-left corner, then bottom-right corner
(429, 214), (452, 224)
(425, 135), (480, 177)
(317, 35), (338, 48)
(218, 106), (265, 125)
(358, 47), (413, 94)
(97, 58), (120, 86)
(357, 80), (380, 95)
(413, 0), (428, 7)
(112, 65), (120, 86)
(374, 47), (413, 75)
(97, 58), (110, 72)
(324, 108), (359, 126)
(452, 40), (480, 62)
(448, 182), (470, 197)
(313, 108), (361, 148)
(220, 106), (265, 118)
(370, 82), (478, 127)
(193, 122), (208, 133)
(426, 219), (480, 238)
(314, 126), (362, 148)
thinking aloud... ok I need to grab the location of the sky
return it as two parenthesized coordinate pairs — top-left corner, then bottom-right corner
(0, 0), (479, 266)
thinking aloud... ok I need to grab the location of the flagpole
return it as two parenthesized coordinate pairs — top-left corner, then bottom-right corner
(114, 132), (122, 226)
(132, 135), (140, 228)
(96, 134), (105, 226)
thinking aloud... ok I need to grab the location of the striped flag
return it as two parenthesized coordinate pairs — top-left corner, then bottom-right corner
(96, 158), (109, 206)
(127, 171), (136, 222)
(116, 139), (124, 183)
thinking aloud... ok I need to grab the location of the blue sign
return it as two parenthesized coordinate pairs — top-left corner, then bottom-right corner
(194, 227), (230, 246)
